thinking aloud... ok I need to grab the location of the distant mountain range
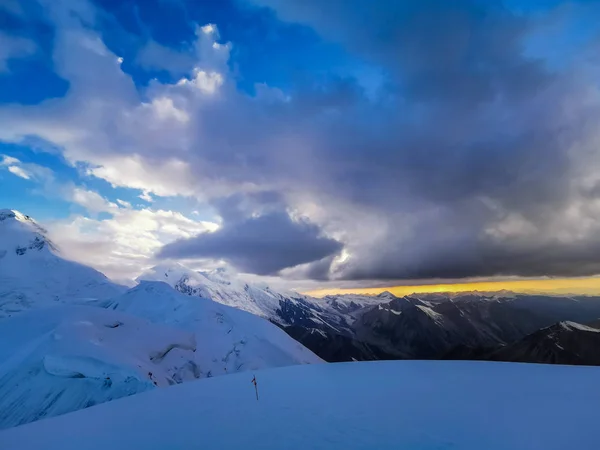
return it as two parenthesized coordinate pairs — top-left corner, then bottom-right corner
(446, 320), (600, 366)
(139, 263), (600, 365)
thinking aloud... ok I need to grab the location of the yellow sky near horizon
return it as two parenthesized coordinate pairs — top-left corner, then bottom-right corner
(304, 276), (600, 298)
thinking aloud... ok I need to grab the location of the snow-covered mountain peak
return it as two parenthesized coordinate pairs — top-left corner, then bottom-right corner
(200, 266), (236, 284)
(130, 280), (181, 296)
(0, 209), (28, 222)
(376, 291), (398, 300)
(0, 208), (57, 256)
(138, 263), (290, 317)
(0, 208), (125, 318)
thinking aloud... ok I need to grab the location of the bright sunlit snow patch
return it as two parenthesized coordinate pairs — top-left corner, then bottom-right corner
(138, 263), (293, 318)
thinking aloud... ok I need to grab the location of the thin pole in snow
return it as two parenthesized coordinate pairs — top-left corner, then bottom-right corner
(251, 375), (259, 401)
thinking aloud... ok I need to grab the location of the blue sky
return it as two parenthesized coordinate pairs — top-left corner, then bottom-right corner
(1, 0), (600, 288)
(0, 0), (374, 220)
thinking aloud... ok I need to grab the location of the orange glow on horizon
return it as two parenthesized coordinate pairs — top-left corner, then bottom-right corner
(304, 276), (600, 298)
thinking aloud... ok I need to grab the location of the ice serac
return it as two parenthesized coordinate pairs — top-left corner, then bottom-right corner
(0, 361), (596, 450)
(95, 281), (323, 375)
(0, 209), (125, 318)
(0, 305), (200, 429)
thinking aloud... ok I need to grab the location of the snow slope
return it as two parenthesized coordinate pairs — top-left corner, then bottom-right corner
(0, 305), (199, 429)
(138, 263), (392, 332)
(138, 263), (297, 318)
(1, 361), (596, 450)
(0, 210), (125, 318)
(95, 281), (322, 375)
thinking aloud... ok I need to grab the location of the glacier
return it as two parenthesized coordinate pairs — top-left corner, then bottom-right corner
(0, 305), (198, 429)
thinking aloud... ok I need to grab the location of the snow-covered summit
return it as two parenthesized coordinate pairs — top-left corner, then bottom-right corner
(0, 208), (57, 256)
(0, 209), (125, 318)
(138, 263), (302, 318)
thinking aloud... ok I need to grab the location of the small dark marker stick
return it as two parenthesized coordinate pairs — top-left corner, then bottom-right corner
(251, 375), (259, 401)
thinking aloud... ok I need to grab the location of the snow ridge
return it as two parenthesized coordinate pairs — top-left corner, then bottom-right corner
(0, 210), (125, 318)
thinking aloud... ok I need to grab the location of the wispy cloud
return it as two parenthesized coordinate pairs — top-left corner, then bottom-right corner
(1, 154), (52, 181)
(0, 32), (35, 72)
(47, 208), (219, 283)
(7, 165), (31, 179)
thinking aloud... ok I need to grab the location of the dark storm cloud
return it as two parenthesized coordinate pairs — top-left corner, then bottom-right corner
(241, 0), (600, 282)
(7, 0), (600, 283)
(152, 0), (599, 282)
(159, 209), (343, 275)
(339, 215), (600, 281)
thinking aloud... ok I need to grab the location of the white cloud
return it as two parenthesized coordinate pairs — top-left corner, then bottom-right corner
(139, 191), (153, 202)
(1, 154), (54, 182)
(1, 155), (19, 165)
(4, 0), (600, 284)
(86, 156), (197, 197)
(7, 165), (31, 179)
(0, 14), (266, 202)
(177, 68), (224, 94)
(0, 32), (35, 72)
(46, 208), (219, 283)
(145, 97), (189, 122)
(200, 24), (216, 35)
(68, 187), (119, 214)
(117, 199), (132, 208)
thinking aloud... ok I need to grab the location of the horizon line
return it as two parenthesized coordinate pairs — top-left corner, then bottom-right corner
(304, 276), (600, 298)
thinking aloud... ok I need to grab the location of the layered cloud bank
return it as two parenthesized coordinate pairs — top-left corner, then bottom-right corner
(1, 0), (600, 287)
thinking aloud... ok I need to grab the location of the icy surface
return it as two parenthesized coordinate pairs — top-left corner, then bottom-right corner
(0, 305), (199, 429)
(0, 210), (125, 318)
(0, 288), (321, 430)
(138, 263), (289, 318)
(1, 361), (597, 450)
(95, 281), (322, 374)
